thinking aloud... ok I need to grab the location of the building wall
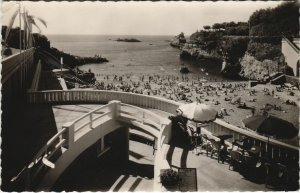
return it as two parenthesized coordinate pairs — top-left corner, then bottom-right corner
(282, 39), (299, 77)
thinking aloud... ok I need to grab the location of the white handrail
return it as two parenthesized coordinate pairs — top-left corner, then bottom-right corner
(46, 127), (67, 146)
(120, 103), (162, 128)
(71, 104), (110, 124)
(11, 100), (170, 187)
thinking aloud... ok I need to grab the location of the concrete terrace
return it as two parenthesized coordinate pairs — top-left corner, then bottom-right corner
(2, 104), (271, 191)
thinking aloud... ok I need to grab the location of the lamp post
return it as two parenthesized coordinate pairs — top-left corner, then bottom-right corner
(60, 56), (63, 78)
(19, 2), (22, 53)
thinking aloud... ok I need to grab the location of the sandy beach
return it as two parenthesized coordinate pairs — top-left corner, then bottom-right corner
(91, 73), (299, 130)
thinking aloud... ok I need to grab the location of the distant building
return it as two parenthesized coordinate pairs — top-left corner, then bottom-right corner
(281, 37), (300, 77)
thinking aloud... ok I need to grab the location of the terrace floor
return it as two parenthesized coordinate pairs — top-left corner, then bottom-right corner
(2, 104), (272, 191)
(165, 144), (269, 191)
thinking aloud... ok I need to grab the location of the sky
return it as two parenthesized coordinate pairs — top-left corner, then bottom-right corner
(1, 1), (283, 36)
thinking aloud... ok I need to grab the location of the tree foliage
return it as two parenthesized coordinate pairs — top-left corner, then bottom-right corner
(203, 25), (211, 31)
(249, 1), (299, 36)
(1, 26), (50, 49)
(247, 41), (282, 62)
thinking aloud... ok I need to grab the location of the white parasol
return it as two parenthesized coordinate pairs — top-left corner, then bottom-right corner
(177, 102), (218, 123)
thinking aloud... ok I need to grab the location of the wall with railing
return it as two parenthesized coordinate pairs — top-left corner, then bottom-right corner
(2, 48), (35, 84)
(204, 120), (298, 162)
(27, 90), (299, 161)
(28, 60), (42, 92)
(1, 48), (36, 103)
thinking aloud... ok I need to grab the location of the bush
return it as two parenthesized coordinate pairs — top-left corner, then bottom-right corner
(247, 42), (282, 62)
(160, 169), (180, 187)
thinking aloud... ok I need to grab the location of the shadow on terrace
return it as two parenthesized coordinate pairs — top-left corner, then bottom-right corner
(167, 115), (299, 191)
(1, 102), (58, 192)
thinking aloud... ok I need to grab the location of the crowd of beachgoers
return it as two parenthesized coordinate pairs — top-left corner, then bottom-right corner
(88, 73), (299, 130)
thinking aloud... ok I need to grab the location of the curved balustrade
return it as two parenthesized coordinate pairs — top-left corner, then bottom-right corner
(27, 89), (299, 162)
(27, 89), (180, 113)
(12, 100), (171, 191)
(120, 103), (162, 131)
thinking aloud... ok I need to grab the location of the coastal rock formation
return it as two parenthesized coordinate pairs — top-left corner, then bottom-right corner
(170, 32), (186, 48)
(46, 47), (109, 68)
(239, 54), (285, 80)
(180, 44), (219, 60)
(169, 2), (298, 81)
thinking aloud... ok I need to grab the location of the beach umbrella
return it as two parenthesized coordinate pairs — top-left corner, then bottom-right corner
(177, 102), (218, 123)
(242, 115), (298, 139)
(178, 82), (185, 88)
(166, 90), (173, 94)
(143, 89), (150, 95)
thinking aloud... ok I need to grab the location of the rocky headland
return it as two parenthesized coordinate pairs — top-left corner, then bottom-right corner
(170, 1), (298, 80)
(47, 47), (109, 68)
(169, 32), (186, 48)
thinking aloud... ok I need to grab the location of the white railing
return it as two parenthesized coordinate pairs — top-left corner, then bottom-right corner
(120, 103), (162, 132)
(70, 104), (112, 141)
(27, 90), (299, 163)
(205, 120), (298, 162)
(12, 100), (169, 189)
(27, 90), (179, 114)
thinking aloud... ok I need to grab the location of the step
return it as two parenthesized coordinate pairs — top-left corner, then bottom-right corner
(109, 175), (151, 192)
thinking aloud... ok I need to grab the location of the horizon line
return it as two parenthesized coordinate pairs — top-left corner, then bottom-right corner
(44, 34), (179, 36)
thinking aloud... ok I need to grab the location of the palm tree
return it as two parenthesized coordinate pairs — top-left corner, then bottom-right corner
(3, 9), (19, 47)
(23, 12), (47, 48)
(3, 4), (47, 49)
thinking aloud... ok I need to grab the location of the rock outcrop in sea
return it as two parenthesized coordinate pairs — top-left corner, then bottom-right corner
(115, 38), (141, 42)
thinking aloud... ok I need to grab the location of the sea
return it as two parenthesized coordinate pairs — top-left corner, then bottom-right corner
(47, 35), (226, 81)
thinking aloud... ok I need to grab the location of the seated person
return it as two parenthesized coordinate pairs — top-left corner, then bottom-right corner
(219, 139), (229, 163)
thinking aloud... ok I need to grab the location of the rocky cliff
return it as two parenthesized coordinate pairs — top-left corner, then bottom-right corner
(180, 44), (219, 60)
(170, 32), (288, 80)
(239, 53), (285, 80)
(170, 34), (220, 60)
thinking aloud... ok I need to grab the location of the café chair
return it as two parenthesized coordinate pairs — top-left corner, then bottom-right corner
(228, 150), (244, 171)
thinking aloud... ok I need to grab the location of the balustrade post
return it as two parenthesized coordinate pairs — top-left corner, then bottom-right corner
(62, 122), (74, 148)
(89, 113), (93, 128)
(108, 100), (121, 120)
